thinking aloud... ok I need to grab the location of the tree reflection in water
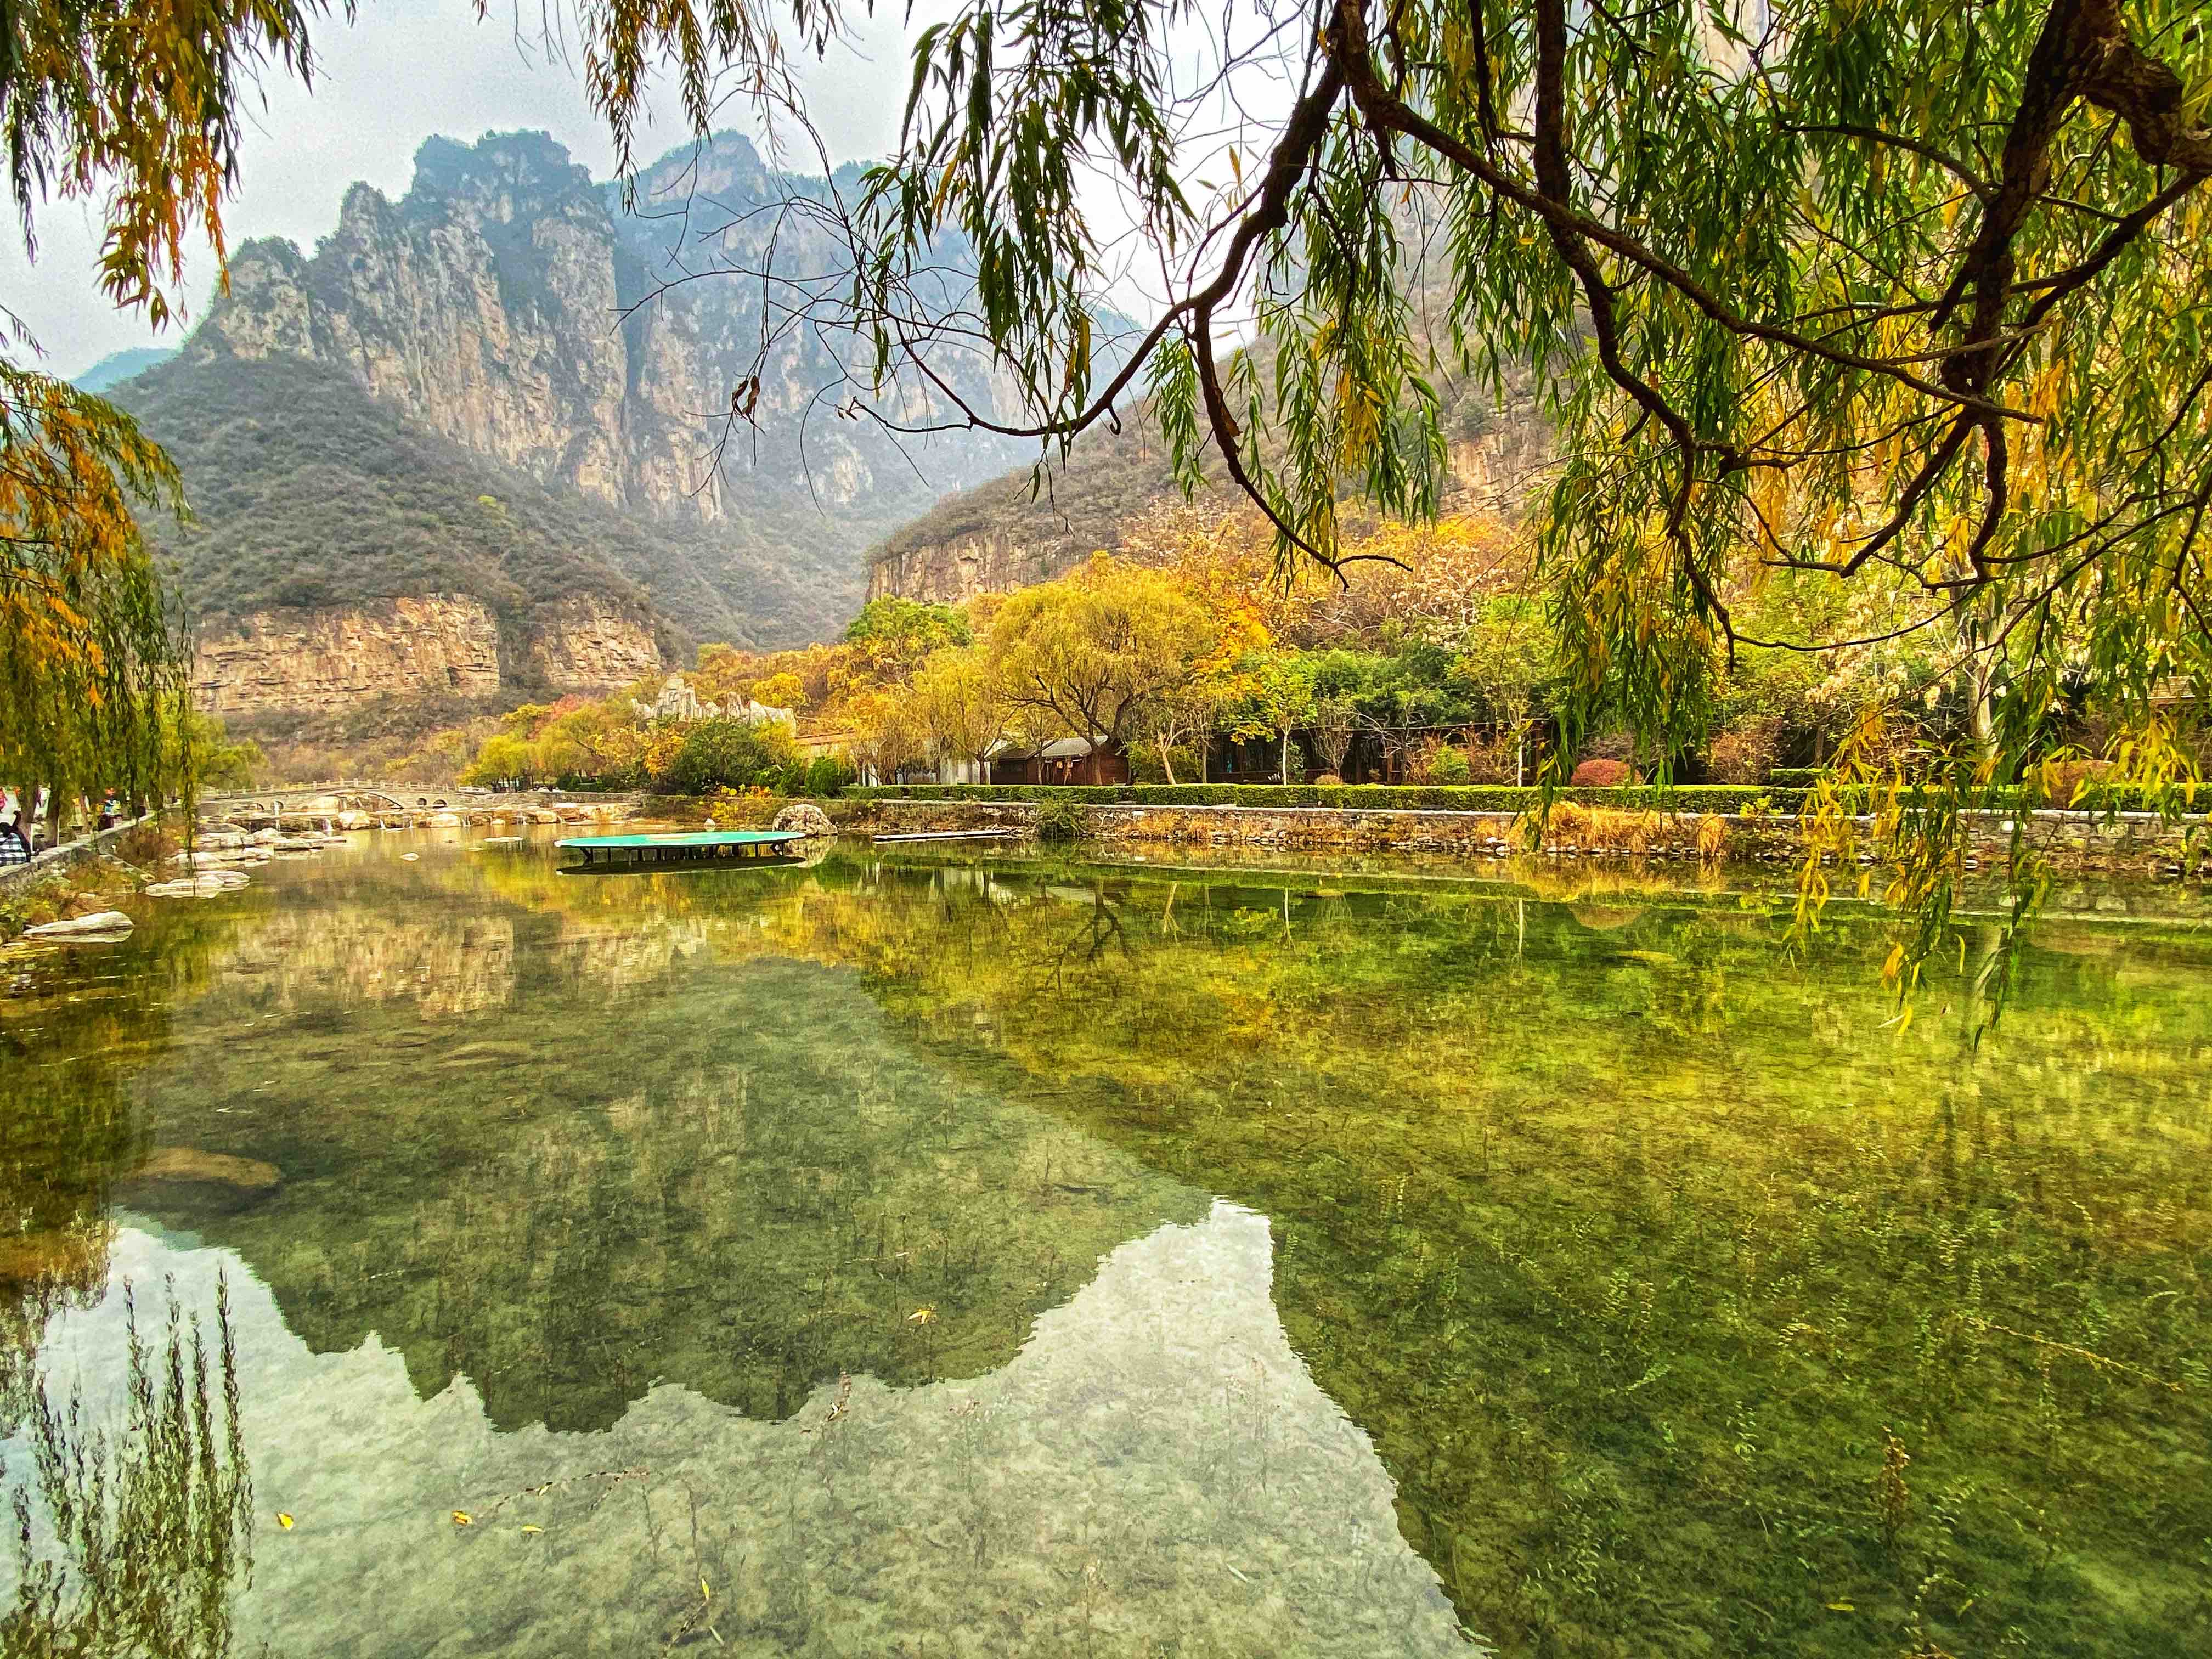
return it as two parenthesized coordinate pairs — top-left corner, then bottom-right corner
(3, 1276), (251, 1659)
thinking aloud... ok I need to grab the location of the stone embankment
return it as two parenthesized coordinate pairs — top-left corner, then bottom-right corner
(835, 797), (2211, 878)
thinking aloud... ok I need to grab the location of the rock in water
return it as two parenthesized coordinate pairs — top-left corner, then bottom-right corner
(122, 1148), (282, 1193)
(23, 911), (134, 938)
(771, 802), (834, 840)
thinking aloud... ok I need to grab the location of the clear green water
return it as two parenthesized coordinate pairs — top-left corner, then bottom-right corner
(2, 833), (2208, 1657)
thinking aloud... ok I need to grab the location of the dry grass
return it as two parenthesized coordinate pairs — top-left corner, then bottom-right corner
(1515, 804), (1735, 866)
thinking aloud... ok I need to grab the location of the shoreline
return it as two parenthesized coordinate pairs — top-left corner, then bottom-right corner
(832, 794), (2212, 881)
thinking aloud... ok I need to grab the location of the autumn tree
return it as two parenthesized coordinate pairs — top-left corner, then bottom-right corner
(986, 557), (1219, 752)
(646, 0), (2212, 996)
(912, 644), (1012, 778)
(0, 0), (359, 825)
(844, 687), (929, 783)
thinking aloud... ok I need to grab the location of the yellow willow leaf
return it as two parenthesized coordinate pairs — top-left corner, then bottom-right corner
(452, 1510), (474, 1527)
(276, 1513), (294, 1530)
(520, 1525), (543, 1534)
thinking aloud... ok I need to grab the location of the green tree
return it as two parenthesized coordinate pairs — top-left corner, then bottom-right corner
(1228, 654), (1318, 785)
(659, 718), (800, 793)
(843, 597), (973, 681)
(173, 711), (263, 793)
(703, 0), (2212, 991)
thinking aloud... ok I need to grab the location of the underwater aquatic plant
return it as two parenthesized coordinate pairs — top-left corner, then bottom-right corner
(1875, 1426), (1913, 1554)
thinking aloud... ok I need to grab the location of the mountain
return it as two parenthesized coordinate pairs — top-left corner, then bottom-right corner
(866, 187), (1556, 606)
(73, 346), (178, 392)
(116, 353), (703, 713)
(194, 128), (1029, 545)
(866, 373), (1553, 605)
(144, 128), (1036, 713)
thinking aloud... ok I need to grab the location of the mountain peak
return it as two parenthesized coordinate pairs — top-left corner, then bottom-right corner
(407, 131), (595, 222)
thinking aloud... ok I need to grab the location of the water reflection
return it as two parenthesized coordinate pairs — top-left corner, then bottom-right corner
(125, 950), (1209, 1432)
(4, 1276), (252, 1659)
(4, 837), (2210, 1656)
(13, 1214), (1467, 1656)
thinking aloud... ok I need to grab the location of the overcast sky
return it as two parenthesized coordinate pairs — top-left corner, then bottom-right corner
(1, 0), (929, 380)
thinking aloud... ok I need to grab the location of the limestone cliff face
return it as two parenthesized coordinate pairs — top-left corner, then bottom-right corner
(194, 592), (664, 715)
(866, 528), (1057, 607)
(524, 595), (664, 691)
(195, 596), (503, 714)
(194, 131), (1024, 533)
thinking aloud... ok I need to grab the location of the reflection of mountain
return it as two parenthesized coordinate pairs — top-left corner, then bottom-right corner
(17, 1217), (1469, 1656)
(213, 904), (517, 1019)
(130, 951), (1207, 1430)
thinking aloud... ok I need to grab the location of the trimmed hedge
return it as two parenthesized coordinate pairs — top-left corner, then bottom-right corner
(1764, 768), (1826, 788)
(849, 782), (1806, 812)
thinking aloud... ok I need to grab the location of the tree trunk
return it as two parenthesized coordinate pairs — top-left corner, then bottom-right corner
(1280, 730), (1291, 783)
(1158, 732), (1177, 786)
(1968, 648), (1997, 760)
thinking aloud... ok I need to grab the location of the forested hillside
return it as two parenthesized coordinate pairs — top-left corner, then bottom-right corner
(116, 352), (849, 648)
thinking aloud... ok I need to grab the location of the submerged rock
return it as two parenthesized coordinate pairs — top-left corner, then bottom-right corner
(123, 1148), (283, 1192)
(146, 872), (250, 898)
(23, 911), (134, 938)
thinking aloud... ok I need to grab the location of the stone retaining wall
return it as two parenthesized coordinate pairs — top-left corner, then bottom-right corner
(0, 815), (159, 894)
(837, 797), (2208, 876)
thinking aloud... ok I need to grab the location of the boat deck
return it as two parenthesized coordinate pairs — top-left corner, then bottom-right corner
(555, 830), (807, 868)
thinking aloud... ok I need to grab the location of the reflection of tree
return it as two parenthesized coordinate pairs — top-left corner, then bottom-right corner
(1029, 889), (1128, 1000)
(3, 1278), (252, 1659)
(3, 907), (245, 1420)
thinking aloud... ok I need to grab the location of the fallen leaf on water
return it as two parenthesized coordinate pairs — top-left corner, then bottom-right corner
(276, 1513), (294, 1531)
(701, 1578), (712, 1601)
(520, 1525), (543, 1535)
(907, 1307), (937, 1325)
(1825, 1602), (1855, 1612)
(452, 1510), (473, 1527)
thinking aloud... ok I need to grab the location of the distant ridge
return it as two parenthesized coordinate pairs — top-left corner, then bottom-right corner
(72, 345), (178, 393)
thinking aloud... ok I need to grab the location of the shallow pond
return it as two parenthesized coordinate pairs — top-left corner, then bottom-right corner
(2, 833), (2208, 1656)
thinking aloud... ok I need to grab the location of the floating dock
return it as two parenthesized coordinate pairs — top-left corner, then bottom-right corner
(870, 829), (1018, 844)
(556, 830), (807, 871)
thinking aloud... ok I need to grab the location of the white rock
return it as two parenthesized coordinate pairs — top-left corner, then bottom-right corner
(145, 872), (249, 898)
(24, 910), (134, 937)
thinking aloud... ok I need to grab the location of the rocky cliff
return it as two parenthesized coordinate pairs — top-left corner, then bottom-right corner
(194, 596), (503, 715)
(191, 592), (664, 715)
(522, 594), (665, 690)
(194, 129), (1025, 548)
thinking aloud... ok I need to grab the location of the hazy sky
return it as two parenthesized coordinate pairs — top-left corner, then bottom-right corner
(1, 0), (927, 380)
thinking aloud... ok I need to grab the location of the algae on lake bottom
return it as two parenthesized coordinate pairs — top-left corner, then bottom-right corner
(3, 836), (2208, 1656)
